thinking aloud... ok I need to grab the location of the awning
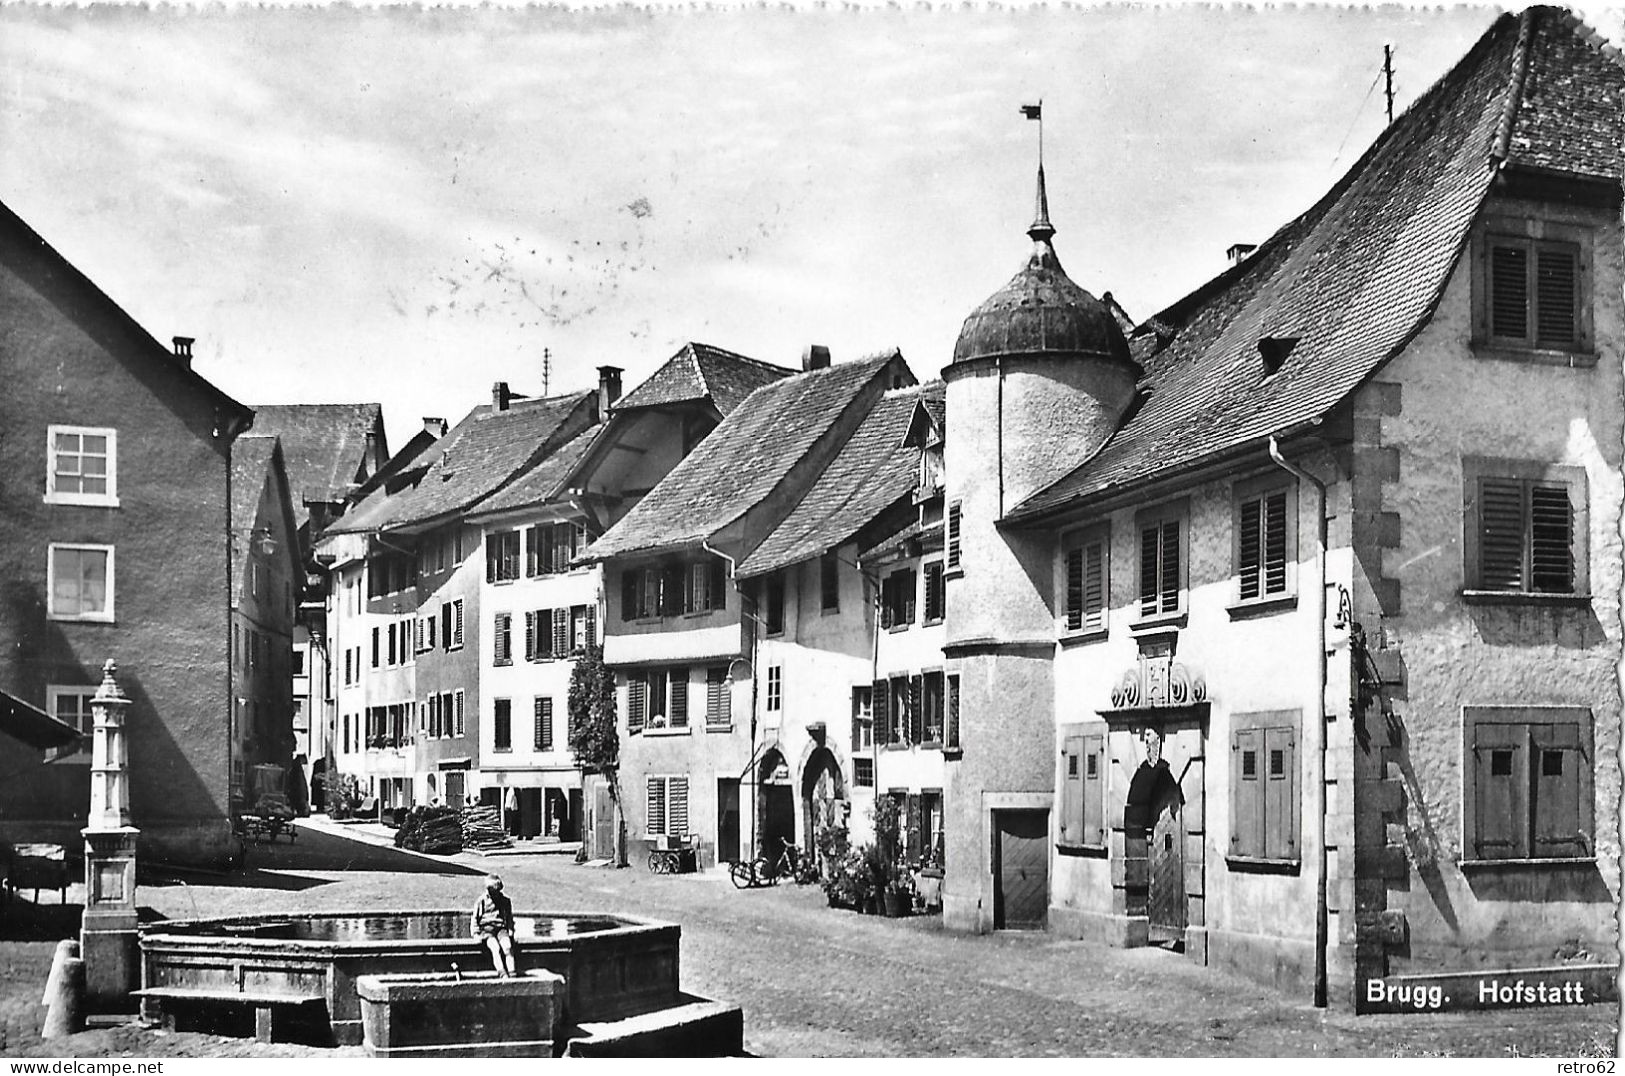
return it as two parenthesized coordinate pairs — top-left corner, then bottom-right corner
(0, 690), (82, 754)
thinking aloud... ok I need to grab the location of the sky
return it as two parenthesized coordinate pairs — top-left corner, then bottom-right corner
(2, 2), (1621, 452)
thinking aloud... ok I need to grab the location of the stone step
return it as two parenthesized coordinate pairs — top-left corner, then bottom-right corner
(565, 995), (744, 1058)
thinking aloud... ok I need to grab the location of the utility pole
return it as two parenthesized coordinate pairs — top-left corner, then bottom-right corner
(1383, 44), (1395, 125)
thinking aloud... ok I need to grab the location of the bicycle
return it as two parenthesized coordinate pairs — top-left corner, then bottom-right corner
(728, 854), (776, 889)
(774, 837), (820, 886)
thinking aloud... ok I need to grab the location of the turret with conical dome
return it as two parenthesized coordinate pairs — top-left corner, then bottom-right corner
(938, 160), (1140, 934)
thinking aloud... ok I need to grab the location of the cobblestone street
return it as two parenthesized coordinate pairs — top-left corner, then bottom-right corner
(6, 819), (1598, 1058)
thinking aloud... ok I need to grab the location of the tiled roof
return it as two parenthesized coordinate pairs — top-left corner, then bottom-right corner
(249, 403), (382, 524)
(588, 353), (907, 560)
(471, 424), (605, 517)
(737, 382), (943, 578)
(1011, 7), (1622, 522)
(329, 391), (596, 534)
(612, 342), (794, 415)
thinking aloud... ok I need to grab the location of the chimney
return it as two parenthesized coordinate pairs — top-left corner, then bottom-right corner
(1227, 243), (1257, 266)
(492, 382), (511, 412)
(801, 345), (831, 372)
(597, 366), (623, 417)
(172, 336), (195, 368)
(422, 417), (448, 438)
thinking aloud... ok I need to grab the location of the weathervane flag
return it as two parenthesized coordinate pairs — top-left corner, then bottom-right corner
(1020, 102), (1042, 120)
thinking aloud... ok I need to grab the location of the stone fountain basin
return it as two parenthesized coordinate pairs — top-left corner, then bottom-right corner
(139, 910), (680, 1046)
(356, 969), (565, 1058)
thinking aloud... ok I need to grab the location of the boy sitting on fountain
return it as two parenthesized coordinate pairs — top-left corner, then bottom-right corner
(472, 874), (518, 977)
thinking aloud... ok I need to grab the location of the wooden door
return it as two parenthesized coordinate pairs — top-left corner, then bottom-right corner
(993, 809), (1049, 930)
(717, 778), (740, 863)
(1148, 806), (1187, 946)
(593, 785), (615, 859)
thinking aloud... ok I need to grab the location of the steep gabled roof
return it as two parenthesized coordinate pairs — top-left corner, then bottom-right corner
(612, 342), (794, 416)
(736, 381), (943, 579)
(471, 424), (605, 518)
(1010, 7), (1623, 522)
(329, 391), (596, 534)
(0, 199), (253, 434)
(230, 435), (301, 587)
(248, 403), (384, 522)
(588, 353), (909, 560)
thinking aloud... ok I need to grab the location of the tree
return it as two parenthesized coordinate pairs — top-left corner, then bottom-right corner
(567, 643), (626, 866)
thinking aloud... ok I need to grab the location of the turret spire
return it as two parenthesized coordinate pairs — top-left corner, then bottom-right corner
(1020, 101), (1054, 243)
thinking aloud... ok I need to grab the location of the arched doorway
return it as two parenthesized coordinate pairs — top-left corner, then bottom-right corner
(756, 747), (795, 863)
(1124, 727), (1187, 950)
(800, 746), (846, 853)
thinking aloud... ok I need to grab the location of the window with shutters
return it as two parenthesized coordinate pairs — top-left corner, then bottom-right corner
(628, 668), (686, 731)
(1232, 477), (1297, 611)
(921, 670), (945, 745)
(1058, 724), (1107, 850)
(572, 605), (596, 653)
(881, 674), (919, 747)
(1463, 706), (1593, 864)
(1228, 711), (1300, 865)
(946, 500), (963, 575)
(627, 673), (647, 735)
(1462, 459), (1587, 601)
(1473, 217), (1593, 358)
(493, 612), (512, 665)
(766, 666), (783, 713)
(922, 560), (945, 624)
(881, 568), (917, 630)
(705, 666), (732, 729)
(534, 696), (553, 752)
(486, 530), (521, 583)
(1061, 525), (1109, 637)
(1135, 502), (1187, 621)
(820, 553), (840, 613)
(646, 775), (690, 837)
(493, 698), (512, 753)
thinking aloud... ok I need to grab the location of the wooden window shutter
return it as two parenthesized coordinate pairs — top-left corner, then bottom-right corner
(1083, 540), (1105, 631)
(1230, 728), (1264, 857)
(414, 617), (425, 653)
(1479, 477), (1526, 590)
(622, 570), (638, 621)
(584, 604), (597, 647)
(872, 678), (890, 746)
(1160, 521), (1180, 613)
(669, 668), (688, 728)
(454, 601), (464, 646)
(1239, 496), (1262, 600)
(1490, 241), (1530, 341)
(628, 677), (646, 734)
(709, 667), (730, 727)
(647, 776), (665, 835)
(947, 501), (962, 570)
(1139, 524), (1161, 617)
(524, 611), (537, 661)
(909, 675), (923, 746)
(494, 614), (511, 664)
(670, 777), (689, 836)
(1059, 734), (1084, 844)
(879, 575), (894, 629)
(525, 526), (538, 577)
(1529, 483), (1574, 593)
(553, 608), (569, 657)
(851, 689), (863, 752)
(1531, 721), (1586, 857)
(1472, 722), (1526, 859)
(1264, 490), (1289, 594)
(1065, 546), (1085, 631)
(946, 675), (960, 751)
(906, 794), (922, 863)
(1535, 244), (1578, 348)
(1082, 733), (1105, 845)
(533, 697), (549, 751)
(1264, 726), (1297, 860)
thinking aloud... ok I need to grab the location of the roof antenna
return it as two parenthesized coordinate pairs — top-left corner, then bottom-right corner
(1383, 43), (1395, 125)
(1020, 100), (1052, 242)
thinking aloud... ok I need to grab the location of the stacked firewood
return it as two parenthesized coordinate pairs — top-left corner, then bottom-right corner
(393, 805), (463, 855)
(460, 805), (512, 851)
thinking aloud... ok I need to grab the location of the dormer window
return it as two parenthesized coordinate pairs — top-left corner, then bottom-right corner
(1473, 214), (1594, 361)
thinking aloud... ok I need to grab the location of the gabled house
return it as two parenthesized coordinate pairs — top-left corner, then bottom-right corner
(227, 435), (303, 812)
(585, 349), (917, 867)
(939, 5), (1622, 1010)
(0, 198), (254, 864)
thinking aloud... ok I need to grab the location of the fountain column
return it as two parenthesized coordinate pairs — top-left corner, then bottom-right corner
(81, 659), (140, 1009)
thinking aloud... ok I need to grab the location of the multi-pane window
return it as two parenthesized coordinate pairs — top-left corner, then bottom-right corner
(533, 696), (553, 752)
(1486, 236), (1582, 350)
(705, 666), (732, 729)
(1471, 474), (1579, 595)
(685, 559), (727, 614)
(1137, 506), (1185, 618)
(646, 776), (690, 837)
(441, 600), (465, 650)
(525, 521), (588, 576)
(47, 687), (96, 758)
(765, 666), (783, 713)
(486, 530), (522, 583)
(1236, 481), (1293, 602)
(850, 686), (873, 752)
(853, 757), (875, 787)
(875, 674), (921, 746)
(1063, 528), (1108, 634)
(880, 569), (916, 628)
(1464, 706), (1592, 862)
(922, 561), (945, 623)
(493, 613), (512, 665)
(921, 671), (945, 744)
(1059, 725), (1106, 848)
(48, 544), (113, 621)
(492, 698), (512, 752)
(46, 426), (117, 505)
(820, 554), (840, 612)
(1230, 712), (1300, 863)
(621, 565), (689, 620)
